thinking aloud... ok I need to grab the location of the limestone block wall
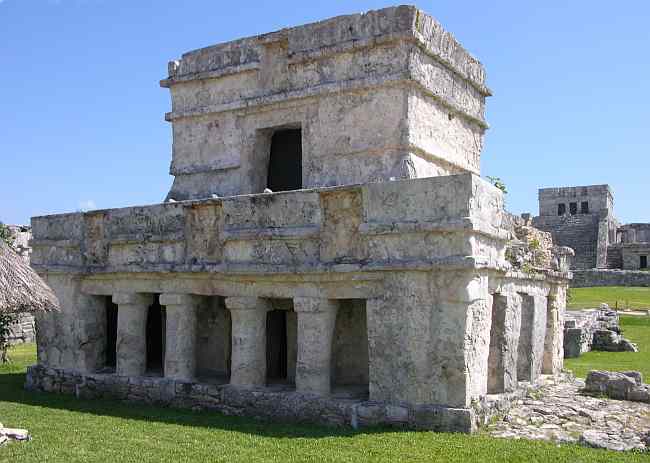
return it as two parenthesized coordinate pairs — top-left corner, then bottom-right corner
(29, 173), (570, 430)
(606, 246), (623, 269)
(533, 185), (616, 270)
(621, 245), (650, 270)
(161, 5), (490, 201)
(619, 224), (650, 244)
(532, 214), (600, 269)
(571, 269), (650, 288)
(538, 185), (613, 218)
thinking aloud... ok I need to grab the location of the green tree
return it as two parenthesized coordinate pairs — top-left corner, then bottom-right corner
(0, 221), (14, 247)
(0, 221), (17, 363)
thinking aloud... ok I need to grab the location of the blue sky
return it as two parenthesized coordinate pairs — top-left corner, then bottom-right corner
(1, 0), (648, 225)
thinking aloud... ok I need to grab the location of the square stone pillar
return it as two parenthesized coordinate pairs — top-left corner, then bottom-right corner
(113, 293), (152, 377)
(517, 294), (548, 383)
(160, 294), (200, 382)
(429, 271), (492, 408)
(542, 283), (566, 375)
(225, 297), (271, 387)
(293, 297), (339, 395)
(366, 272), (439, 406)
(487, 293), (522, 393)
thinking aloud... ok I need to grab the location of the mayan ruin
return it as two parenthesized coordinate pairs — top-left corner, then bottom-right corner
(533, 185), (650, 288)
(2, 2), (649, 458)
(20, 5), (574, 432)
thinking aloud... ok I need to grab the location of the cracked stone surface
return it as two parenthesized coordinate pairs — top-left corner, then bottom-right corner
(487, 375), (650, 452)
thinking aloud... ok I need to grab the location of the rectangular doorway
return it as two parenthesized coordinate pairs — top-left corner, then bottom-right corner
(266, 129), (302, 192)
(641, 255), (647, 269)
(146, 294), (166, 376)
(105, 297), (118, 370)
(266, 310), (288, 382)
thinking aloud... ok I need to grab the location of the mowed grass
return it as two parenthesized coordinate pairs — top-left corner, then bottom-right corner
(565, 315), (650, 379)
(1, 347), (647, 462)
(568, 286), (650, 310)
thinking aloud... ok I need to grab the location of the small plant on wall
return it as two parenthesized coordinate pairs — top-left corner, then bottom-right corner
(486, 176), (508, 195)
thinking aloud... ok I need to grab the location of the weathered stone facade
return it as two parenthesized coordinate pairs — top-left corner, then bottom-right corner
(533, 185), (650, 273)
(532, 185), (617, 270)
(27, 5), (570, 432)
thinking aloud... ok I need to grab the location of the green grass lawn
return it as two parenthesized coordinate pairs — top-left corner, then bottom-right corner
(565, 315), (650, 379)
(1, 346), (647, 462)
(568, 286), (650, 310)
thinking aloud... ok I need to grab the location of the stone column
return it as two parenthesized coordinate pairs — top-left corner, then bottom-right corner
(366, 272), (443, 406)
(113, 293), (152, 377)
(294, 297), (339, 395)
(487, 293), (522, 393)
(225, 297), (271, 387)
(542, 284), (566, 375)
(428, 270), (492, 408)
(517, 294), (547, 383)
(160, 294), (200, 382)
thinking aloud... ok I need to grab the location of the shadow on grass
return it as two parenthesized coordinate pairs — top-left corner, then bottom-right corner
(0, 371), (398, 440)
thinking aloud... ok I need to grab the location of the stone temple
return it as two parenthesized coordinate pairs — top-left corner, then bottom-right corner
(26, 5), (571, 432)
(533, 185), (650, 271)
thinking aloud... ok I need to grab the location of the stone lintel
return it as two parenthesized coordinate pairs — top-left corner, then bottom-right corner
(159, 293), (200, 307)
(224, 297), (271, 311)
(293, 297), (339, 313)
(112, 293), (153, 306)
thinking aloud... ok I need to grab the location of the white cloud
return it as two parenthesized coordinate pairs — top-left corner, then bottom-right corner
(78, 200), (97, 212)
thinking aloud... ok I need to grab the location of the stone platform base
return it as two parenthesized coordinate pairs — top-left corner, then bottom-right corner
(24, 365), (528, 433)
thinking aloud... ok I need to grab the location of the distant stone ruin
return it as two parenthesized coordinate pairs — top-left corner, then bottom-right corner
(6, 225), (35, 345)
(564, 307), (637, 358)
(532, 185), (650, 287)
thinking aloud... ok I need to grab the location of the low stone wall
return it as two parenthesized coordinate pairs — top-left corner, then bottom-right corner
(24, 365), (528, 433)
(564, 309), (617, 357)
(572, 269), (650, 288)
(562, 308), (639, 358)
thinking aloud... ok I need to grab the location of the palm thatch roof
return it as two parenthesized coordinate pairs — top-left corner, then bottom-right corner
(0, 240), (59, 313)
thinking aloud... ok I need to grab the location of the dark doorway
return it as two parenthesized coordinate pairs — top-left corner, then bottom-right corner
(267, 129), (302, 192)
(557, 203), (566, 216)
(580, 201), (589, 214)
(105, 297), (118, 370)
(146, 295), (165, 375)
(569, 202), (578, 215)
(331, 299), (369, 398)
(266, 310), (288, 382)
(641, 255), (648, 269)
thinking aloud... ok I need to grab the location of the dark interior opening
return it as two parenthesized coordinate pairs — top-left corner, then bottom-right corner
(331, 299), (369, 399)
(267, 129), (302, 192)
(105, 297), (118, 369)
(266, 310), (288, 382)
(569, 202), (578, 215)
(196, 296), (232, 384)
(580, 201), (589, 214)
(557, 203), (566, 216)
(641, 255), (648, 269)
(146, 294), (165, 375)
